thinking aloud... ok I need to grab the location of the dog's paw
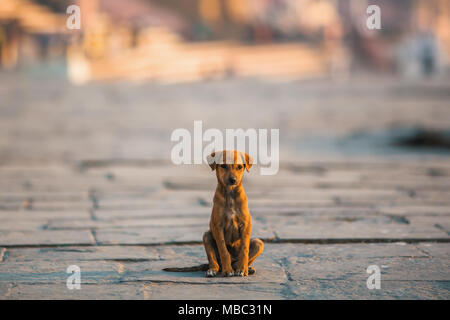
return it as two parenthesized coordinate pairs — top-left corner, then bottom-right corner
(221, 270), (234, 277)
(206, 269), (218, 277)
(248, 267), (256, 275)
(221, 265), (234, 277)
(233, 269), (248, 277)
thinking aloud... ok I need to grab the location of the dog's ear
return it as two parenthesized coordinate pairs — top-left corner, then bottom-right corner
(207, 152), (216, 171)
(243, 153), (253, 172)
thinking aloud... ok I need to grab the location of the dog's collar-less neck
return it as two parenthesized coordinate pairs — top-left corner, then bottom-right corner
(216, 183), (245, 207)
(218, 183), (243, 196)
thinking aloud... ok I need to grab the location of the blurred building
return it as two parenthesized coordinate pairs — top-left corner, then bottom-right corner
(67, 0), (333, 83)
(338, 0), (450, 75)
(0, 0), (448, 82)
(0, 0), (67, 68)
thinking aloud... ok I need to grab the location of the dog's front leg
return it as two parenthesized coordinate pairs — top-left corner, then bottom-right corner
(212, 228), (233, 277)
(234, 229), (250, 276)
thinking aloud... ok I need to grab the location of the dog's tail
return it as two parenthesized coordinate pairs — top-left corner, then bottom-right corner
(163, 264), (209, 272)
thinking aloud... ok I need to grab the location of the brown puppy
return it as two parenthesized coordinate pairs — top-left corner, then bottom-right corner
(203, 150), (264, 277)
(163, 150), (263, 277)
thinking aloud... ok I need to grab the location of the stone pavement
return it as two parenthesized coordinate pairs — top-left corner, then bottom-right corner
(0, 159), (449, 299)
(0, 74), (449, 299)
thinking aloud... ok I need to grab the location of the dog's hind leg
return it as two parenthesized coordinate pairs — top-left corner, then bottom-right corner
(247, 238), (264, 274)
(203, 231), (220, 277)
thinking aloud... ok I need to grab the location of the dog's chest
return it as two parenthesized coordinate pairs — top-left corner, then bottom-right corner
(223, 209), (243, 244)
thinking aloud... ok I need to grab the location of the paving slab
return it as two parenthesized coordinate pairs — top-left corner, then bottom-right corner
(416, 243), (450, 258)
(94, 207), (211, 220)
(0, 210), (91, 221)
(118, 245), (285, 284)
(47, 217), (210, 230)
(95, 226), (207, 245)
(266, 243), (425, 260)
(143, 283), (285, 300)
(0, 230), (95, 247)
(283, 256), (450, 281)
(268, 215), (449, 240)
(378, 206), (450, 216)
(0, 220), (48, 231)
(3, 246), (160, 262)
(288, 280), (450, 300)
(1, 283), (144, 300)
(0, 260), (121, 284)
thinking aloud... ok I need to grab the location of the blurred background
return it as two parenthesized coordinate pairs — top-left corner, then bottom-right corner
(1, 0), (450, 81)
(0, 0), (449, 163)
(0, 1), (449, 301)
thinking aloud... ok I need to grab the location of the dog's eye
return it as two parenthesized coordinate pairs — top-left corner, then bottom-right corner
(220, 164), (227, 169)
(237, 165), (243, 170)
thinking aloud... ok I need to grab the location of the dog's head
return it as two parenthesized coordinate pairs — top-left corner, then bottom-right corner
(207, 150), (253, 187)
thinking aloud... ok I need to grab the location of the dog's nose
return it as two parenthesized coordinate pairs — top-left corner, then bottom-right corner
(228, 176), (236, 185)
